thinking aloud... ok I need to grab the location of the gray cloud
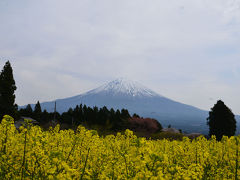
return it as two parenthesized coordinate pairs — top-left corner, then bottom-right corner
(0, 0), (240, 114)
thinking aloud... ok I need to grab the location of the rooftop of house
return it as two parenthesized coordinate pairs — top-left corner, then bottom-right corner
(161, 128), (180, 134)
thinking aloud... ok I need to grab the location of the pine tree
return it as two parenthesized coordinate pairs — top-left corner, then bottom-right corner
(33, 101), (42, 122)
(0, 61), (17, 119)
(41, 109), (49, 123)
(25, 104), (33, 117)
(121, 109), (131, 119)
(207, 100), (236, 140)
(19, 104), (33, 117)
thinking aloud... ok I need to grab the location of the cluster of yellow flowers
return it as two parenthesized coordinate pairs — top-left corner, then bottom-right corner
(0, 115), (239, 179)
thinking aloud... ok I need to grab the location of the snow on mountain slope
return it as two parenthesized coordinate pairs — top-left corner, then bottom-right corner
(84, 77), (161, 98)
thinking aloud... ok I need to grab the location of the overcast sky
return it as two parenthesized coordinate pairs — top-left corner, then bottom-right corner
(0, 0), (240, 114)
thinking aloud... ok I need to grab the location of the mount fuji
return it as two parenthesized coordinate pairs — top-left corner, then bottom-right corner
(22, 78), (240, 134)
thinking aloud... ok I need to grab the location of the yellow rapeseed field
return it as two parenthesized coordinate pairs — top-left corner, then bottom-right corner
(0, 115), (239, 179)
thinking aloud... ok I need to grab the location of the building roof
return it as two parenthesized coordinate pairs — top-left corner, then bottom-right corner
(161, 128), (180, 133)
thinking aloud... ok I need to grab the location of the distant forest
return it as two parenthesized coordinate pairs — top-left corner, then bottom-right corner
(18, 102), (163, 136)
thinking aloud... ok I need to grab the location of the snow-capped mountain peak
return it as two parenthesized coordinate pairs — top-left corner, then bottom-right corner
(22, 77), (211, 134)
(86, 77), (161, 98)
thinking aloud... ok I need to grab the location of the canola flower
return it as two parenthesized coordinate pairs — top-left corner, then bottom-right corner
(0, 115), (239, 179)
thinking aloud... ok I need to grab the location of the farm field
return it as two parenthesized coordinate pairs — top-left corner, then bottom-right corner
(0, 115), (239, 179)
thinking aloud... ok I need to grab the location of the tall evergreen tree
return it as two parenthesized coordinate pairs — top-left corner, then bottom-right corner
(33, 101), (42, 122)
(25, 104), (33, 115)
(41, 109), (49, 123)
(207, 100), (236, 140)
(121, 109), (131, 119)
(19, 104), (33, 117)
(0, 61), (17, 119)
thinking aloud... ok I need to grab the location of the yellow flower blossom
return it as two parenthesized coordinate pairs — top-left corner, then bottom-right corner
(0, 115), (240, 179)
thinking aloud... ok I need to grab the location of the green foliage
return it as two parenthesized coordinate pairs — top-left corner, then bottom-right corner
(33, 101), (42, 121)
(151, 132), (184, 141)
(133, 113), (140, 118)
(207, 100), (236, 141)
(19, 103), (132, 132)
(18, 104), (33, 117)
(19, 103), (163, 138)
(0, 61), (17, 119)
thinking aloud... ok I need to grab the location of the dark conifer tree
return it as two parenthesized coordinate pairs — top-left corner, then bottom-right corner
(133, 113), (140, 118)
(0, 61), (17, 119)
(121, 109), (131, 119)
(82, 105), (88, 123)
(73, 105), (81, 125)
(19, 104), (33, 117)
(116, 109), (121, 117)
(25, 104), (33, 117)
(86, 107), (94, 125)
(110, 108), (115, 115)
(41, 110), (49, 123)
(76, 104), (83, 124)
(207, 100), (236, 140)
(33, 101), (42, 122)
(61, 112), (71, 124)
(92, 106), (99, 124)
(115, 109), (121, 123)
(109, 108), (115, 120)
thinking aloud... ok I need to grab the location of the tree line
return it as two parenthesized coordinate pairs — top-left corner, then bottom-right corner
(19, 101), (134, 132)
(0, 61), (237, 140)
